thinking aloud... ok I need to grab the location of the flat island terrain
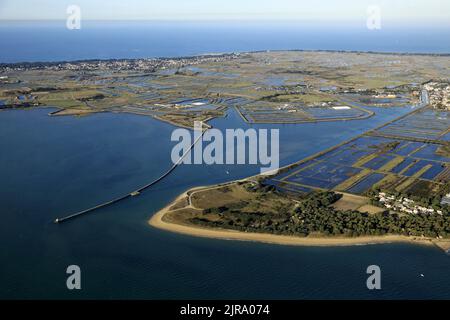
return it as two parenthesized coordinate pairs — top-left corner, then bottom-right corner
(2, 50), (449, 127)
(150, 98), (450, 252)
(151, 106), (450, 251)
(2, 50), (449, 251)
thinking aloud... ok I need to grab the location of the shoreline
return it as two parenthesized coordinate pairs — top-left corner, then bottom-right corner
(148, 94), (450, 253)
(2, 48), (450, 66)
(148, 187), (449, 252)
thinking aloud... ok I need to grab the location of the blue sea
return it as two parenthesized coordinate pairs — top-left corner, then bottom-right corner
(0, 107), (449, 299)
(0, 21), (449, 299)
(0, 21), (449, 63)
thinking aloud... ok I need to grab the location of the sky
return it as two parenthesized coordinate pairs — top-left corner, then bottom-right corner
(0, 0), (449, 25)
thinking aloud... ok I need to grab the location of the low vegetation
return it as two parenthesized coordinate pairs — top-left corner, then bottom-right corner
(168, 182), (450, 239)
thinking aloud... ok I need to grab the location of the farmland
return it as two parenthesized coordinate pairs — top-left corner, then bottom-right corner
(2, 50), (450, 128)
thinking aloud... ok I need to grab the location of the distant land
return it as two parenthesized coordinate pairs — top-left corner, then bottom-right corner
(1, 49), (450, 68)
(1, 50), (449, 252)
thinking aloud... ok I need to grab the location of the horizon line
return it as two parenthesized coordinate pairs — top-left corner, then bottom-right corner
(1, 18), (450, 24)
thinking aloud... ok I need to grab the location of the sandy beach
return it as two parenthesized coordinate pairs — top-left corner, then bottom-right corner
(148, 189), (445, 250)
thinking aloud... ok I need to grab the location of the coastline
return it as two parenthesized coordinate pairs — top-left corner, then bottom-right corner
(148, 92), (450, 253)
(2, 49), (449, 67)
(148, 187), (449, 252)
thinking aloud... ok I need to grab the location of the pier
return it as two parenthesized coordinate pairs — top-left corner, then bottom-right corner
(54, 127), (206, 224)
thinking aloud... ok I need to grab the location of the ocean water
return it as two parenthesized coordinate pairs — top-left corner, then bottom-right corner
(0, 106), (449, 299)
(0, 21), (449, 299)
(0, 21), (449, 63)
